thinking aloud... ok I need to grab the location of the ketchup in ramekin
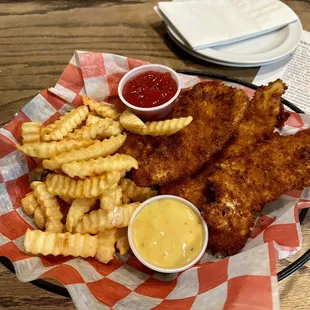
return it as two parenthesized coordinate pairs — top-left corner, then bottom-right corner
(118, 64), (181, 120)
(122, 71), (178, 108)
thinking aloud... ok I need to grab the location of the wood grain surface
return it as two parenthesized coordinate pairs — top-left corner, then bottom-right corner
(0, 1), (309, 309)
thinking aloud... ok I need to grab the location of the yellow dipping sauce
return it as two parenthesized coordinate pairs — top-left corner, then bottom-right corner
(131, 198), (204, 269)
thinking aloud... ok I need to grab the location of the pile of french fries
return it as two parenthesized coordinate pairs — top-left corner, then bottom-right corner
(18, 96), (192, 264)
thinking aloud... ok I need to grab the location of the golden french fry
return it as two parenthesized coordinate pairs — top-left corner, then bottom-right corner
(100, 184), (123, 211)
(33, 207), (46, 229)
(128, 116), (193, 136)
(24, 229), (98, 258)
(42, 134), (126, 170)
(82, 96), (121, 120)
(66, 198), (97, 233)
(62, 154), (138, 179)
(75, 203), (139, 234)
(120, 109), (146, 131)
(86, 115), (124, 138)
(112, 202), (140, 228)
(45, 221), (64, 233)
(96, 228), (117, 264)
(66, 120), (113, 140)
(45, 171), (124, 198)
(121, 178), (158, 202)
(116, 228), (130, 255)
(16, 139), (94, 159)
(31, 181), (63, 233)
(21, 192), (40, 216)
(75, 209), (114, 234)
(22, 122), (41, 144)
(58, 195), (74, 205)
(86, 115), (105, 126)
(101, 122), (124, 138)
(41, 106), (89, 141)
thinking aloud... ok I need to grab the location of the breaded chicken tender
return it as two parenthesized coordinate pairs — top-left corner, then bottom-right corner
(202, 129), (310, 256)
(130, 82), (250, 186)
(160, 80), (288, 209)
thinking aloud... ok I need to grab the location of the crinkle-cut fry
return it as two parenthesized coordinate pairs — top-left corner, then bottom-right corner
(45, 171), (125, 198)
(34, 207), (46, 230)
(66, 120), (113, 140)
(82, 96), (121, 120)
(41, 106), (89, 141)
(58, 195), (74, 205)
(75, 203), (139, 234)
(21, 192), (40, 216)
(86, 115), (124, 138)
(24, 229), (98, 258)
(86, 115), (106, 126)
(96, 228), (117, 264)
(121, 178), (158, 202)
(31, 181), (63, 232)
(100, 184), (123, 211)
(66, 198), (97, 233)
(120, 109), (146, 131)
(112, 202), (140, 228)
(42, 134), (127, 170)
(102, 122), (124, 138)
(22, 122), (41, 143)
(116, 228), (130, 255)
(75, 209), (114, 234)
(130, 116), (193, 136)
(45, 221), (64, 233)
(16, 139), (94, 159)
(62, 154), (138, 179)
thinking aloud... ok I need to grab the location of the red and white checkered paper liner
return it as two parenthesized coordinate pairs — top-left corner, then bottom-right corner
(0, 51), (309, 310)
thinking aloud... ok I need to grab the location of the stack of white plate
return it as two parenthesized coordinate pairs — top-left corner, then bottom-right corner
(156, 8), (302, 68)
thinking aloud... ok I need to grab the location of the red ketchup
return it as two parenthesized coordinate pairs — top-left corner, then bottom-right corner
(122, 71), (178, 108)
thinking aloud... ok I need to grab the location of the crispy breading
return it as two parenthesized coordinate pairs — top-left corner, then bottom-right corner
(160, 163), (215, 208)
(130, 82), (250, 186)
(160, 80), (288, 209)
(118, 131), (159, 160)
(202, 129), (310, 256)
(220, 79), (288, 159)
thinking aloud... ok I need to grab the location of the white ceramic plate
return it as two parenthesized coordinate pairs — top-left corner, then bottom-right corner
(167, 27), (292, 68)
(166, 18), (302, 65)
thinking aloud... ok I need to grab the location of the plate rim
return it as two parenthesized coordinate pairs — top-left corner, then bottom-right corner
(166, 19), (302, 64)
(167, 28), (291, 68)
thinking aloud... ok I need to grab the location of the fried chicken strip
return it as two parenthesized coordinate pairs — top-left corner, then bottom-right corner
(130, 82), (250, 186)
(202, 129), (310, 256)
(118, 131), (159, 160)
(220, 79), (289, 159)
(160, 80), (288, 209)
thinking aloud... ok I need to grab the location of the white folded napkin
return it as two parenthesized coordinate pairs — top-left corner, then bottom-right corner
(157, 0), (298, 50)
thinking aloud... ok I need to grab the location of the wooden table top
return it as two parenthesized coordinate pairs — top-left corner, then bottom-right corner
(1, 1), (309, 309)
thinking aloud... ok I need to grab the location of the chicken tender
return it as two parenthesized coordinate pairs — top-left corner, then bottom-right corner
(202, 129), (310, 256)
(160, 80), (288, 209)
(118, 131), (159, 161)
(159, 161), (216, 208)
(131, 82), (250, 186)
(220, 79), (289, 159)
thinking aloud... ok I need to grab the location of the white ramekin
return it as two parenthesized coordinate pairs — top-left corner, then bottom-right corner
(128, 195), (208, 274)
(118, 64), (182, 121)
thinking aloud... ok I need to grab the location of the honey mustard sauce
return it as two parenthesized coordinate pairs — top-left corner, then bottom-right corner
(131, 198), (204, 269)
